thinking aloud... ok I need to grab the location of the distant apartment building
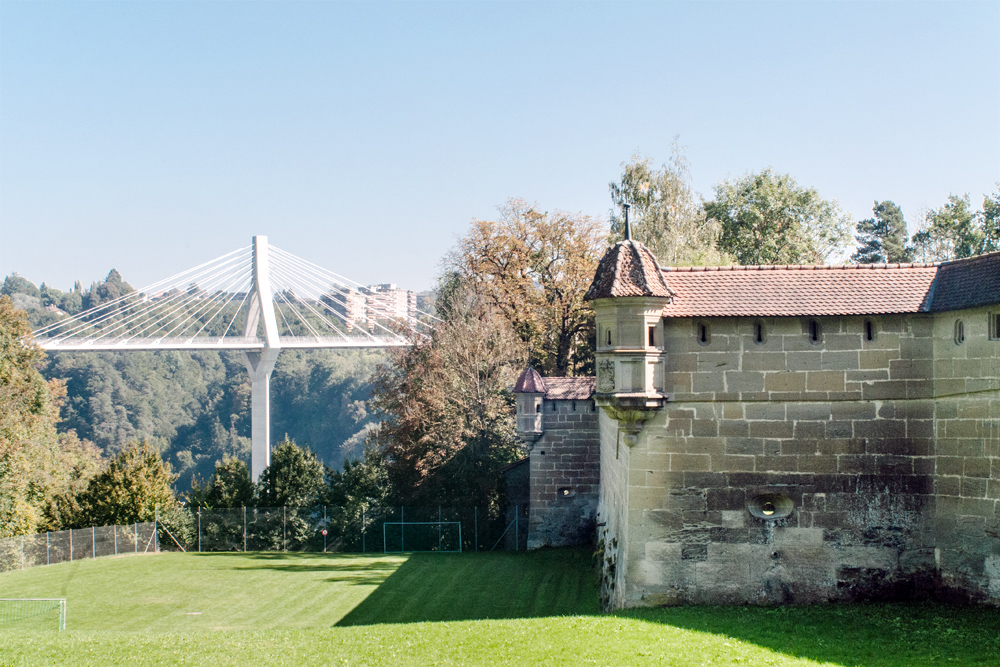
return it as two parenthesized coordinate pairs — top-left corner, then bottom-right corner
(328, 284), (416, 329)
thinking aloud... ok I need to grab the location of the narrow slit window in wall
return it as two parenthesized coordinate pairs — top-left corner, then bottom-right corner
(606, 329), (612, 346)
(648, 325), (656, 347)
(865, 320), (875, 342)
(990, 314), (1000, 341)
(754, 322), (765, 345)
(697, 322), (710, 346)
(809, 320), (821, 344)
(955, 320), (965, 345)
(536, 403), (541, 413)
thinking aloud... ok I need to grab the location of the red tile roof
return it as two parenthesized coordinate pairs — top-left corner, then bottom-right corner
(658, 251), (1000, 317)
(543, 377), (595, 400)
(925, 251), (1000, 312)
(513, 367), (546, 393)
(586, 240), (675, 300)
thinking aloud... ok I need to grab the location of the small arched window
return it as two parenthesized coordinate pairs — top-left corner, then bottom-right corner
(955, 320), (965, 345)
(864, 319), (875, 342)
(697, 322), (710, 346)
(753, 321), (765, 345)
(606, 328), (612, 346)
(808, 320), (821, 344)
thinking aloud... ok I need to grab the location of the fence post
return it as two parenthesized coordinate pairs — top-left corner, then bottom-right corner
(362, 505), (366, 553)
(20, 535), (24, 570)
(134, 523), (138, 554)
(401, 506), (405, 553)
(243, 506), (247, 553)
(47, 531), (50, 566)
(70, 529), (73, 562)
(438, 506), (442, 553)
(114, 524), (118, 556)
(92, 526), (96, 559)
(198, 510), (201, 553)
(283, 507), (287, 552)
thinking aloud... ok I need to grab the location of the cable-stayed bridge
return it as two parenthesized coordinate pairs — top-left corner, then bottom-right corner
(32, 236), (435, 480)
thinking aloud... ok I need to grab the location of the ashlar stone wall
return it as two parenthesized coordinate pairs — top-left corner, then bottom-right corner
(526, 398), (601, 549)
(600, 307), (1000, 608)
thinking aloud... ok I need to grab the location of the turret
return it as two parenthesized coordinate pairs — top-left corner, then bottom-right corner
(584, 233), (674, 443)
(513, 366), (546, 443)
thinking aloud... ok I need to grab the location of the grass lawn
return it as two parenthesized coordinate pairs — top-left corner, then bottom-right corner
(1, 549), (998, 666)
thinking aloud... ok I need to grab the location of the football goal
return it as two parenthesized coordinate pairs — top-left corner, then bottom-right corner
(0, 598), (66, 631)
(383, 521), (462, 553)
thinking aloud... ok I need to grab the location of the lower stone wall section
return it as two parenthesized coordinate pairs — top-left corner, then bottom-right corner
(526, 411), (600, 549)
(614, 393), (1000, 608)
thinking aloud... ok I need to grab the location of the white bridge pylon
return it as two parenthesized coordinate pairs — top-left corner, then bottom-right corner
(33, 236), (436, 481)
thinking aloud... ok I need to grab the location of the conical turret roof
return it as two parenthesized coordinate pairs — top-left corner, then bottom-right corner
(513, 366), (546, 393)
(585, 239), (675, 301)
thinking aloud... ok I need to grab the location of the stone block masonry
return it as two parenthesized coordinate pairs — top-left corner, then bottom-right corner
(600, 308), (1000, 609)
(526, 399), (601, 549)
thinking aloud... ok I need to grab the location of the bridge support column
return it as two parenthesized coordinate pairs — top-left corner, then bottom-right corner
(244, 348), (281, 482)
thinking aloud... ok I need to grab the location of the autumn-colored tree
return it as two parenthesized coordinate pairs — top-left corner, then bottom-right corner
(0, 296), (102, 536)
(74, 440), (178, 527)
(451, 198), (605, 376)
(367, 283), (525, 509)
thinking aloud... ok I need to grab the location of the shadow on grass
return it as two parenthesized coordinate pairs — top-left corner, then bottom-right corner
(337, 547), (600, 626)
(620, 602), (1000, 667)
(187, 551), (404, 585)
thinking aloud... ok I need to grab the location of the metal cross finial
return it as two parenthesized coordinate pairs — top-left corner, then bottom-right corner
(623, 203), (632, 241)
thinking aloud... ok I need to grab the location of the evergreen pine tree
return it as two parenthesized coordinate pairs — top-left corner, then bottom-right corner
(851, 201), (912, 264)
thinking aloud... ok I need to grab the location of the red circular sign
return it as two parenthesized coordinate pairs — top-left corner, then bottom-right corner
(321, 529), (328, 536)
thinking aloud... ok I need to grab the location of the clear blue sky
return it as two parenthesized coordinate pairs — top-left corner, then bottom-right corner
(2, 1), (998, 292)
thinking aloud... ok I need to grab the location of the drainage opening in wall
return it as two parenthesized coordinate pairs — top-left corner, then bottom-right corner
(558, 487), (576, 499)
(748, 493), (794, 520)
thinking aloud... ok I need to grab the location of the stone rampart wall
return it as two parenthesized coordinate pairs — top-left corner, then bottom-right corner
(604, 307), (1000, 608)
(526, 399), (600, 549)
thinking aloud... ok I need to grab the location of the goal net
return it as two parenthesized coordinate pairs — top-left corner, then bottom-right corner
(383, 521), (462, 553)
(0, 598), (66, 631)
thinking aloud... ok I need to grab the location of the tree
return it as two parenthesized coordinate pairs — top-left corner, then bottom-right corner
(188, 457), (254, 509)
(981, 187), (1000, 254)
(367, 282), (525, 509)
(706, 169), (852, 265)
(255, 437), (324, 507)
(74, 440), (178, 527)
(911, 194), (981, 262)
(451, 198), (605, 376)
(83, 269), (134, 311)
(851, 201), (912, 264)
(0, 296), (102, 536)
(1, 274), (40, 299)
(609, 144), (729, 266)
(324, 445), (389, 549)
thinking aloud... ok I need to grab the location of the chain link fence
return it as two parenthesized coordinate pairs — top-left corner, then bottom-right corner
(158, 505), (528, 554)
(0, 523), (158, 573)
(0, 504), (529, 572)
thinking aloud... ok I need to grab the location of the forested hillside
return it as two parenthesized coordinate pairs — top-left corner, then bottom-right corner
(3, 270), (384, 492)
